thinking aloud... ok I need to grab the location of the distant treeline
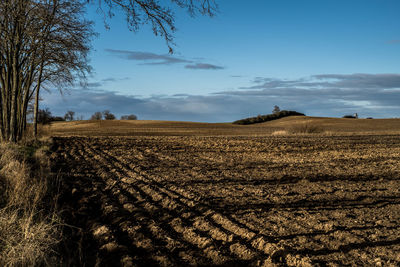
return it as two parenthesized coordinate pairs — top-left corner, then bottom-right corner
(233, 110), (305, 125)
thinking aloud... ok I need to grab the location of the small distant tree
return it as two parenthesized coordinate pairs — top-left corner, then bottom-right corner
(76, 115), (85, 121)
(64, 111), (75, 121)
(121, 114), (138, 120)
(272, 105), (281, 114)
(103, 110), (115, 120)
(91, 112), (103, 120)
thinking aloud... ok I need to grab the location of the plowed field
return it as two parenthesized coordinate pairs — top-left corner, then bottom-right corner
(52, 134), (400, 266)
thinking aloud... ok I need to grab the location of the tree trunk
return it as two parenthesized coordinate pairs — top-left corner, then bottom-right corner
(33, 62), (44, 139)
(9, 62), (19, 142)
(0, 94), (3, 141)
(8, 4), (22, 142)
(2, 68), (11, 141)
(33, 87), (39, 139)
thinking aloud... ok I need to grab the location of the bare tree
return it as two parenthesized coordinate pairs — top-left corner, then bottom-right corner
(64, 111), (75, 121)
(103, 110), (115, 120)
(272, 105), (281, 114)
(0, 0), (217, 142)
(0, 0), (94, 142)
(32, 0), (94, 138)
(91, 112), (103, 120)
(76, 115), (84, 121)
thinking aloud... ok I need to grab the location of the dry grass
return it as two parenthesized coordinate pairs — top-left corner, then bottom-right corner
(271, 124), (324, 135)
(0, 138), (60, 266)
(287, 123), (324, 134)
(47, 116), (400, 137)
(271, 130), (289, 136)
(257, 116), (400, 134)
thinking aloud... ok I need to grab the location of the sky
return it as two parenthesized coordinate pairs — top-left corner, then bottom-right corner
(42, 0), (400, 122)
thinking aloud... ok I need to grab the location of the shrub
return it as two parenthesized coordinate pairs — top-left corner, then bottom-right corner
(37, 108), (53, 125)
(121, 114), (137, 120)
(288, 123), (324, 134)
(30, 108), (65, 124)
(51, 116), (65, 122)
(342, 115), (357, 119)
(233, 110), (305, 125)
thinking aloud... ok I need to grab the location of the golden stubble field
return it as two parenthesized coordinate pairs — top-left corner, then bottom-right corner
(50, 117), (400, 266)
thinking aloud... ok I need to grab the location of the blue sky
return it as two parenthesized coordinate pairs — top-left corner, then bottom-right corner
(42, 0), (400, 122)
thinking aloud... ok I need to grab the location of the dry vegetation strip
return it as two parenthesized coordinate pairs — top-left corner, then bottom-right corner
(47, 117), (400, 137)
(0, 139), (60, 266)
(53, 135), (400, 266)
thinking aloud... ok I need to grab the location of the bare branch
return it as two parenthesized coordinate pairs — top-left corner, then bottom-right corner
(87, 0), (217, 52)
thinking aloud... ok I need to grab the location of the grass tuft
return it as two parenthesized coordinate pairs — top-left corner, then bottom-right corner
(271, 130), (289, 136)
(0, 140), (61, 266)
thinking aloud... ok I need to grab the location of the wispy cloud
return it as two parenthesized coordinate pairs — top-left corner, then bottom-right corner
(101, 78), (116, 82)
(387, 40), (400, 44)
(85, 77), (131, 89)
(106, 49), (225, 70)
(312, 73), (400, 89)
(240, 73), (400, 90)
(185, 63), (224, 70)
(105, 49), (191, 65)
(86, 82), (102, 88)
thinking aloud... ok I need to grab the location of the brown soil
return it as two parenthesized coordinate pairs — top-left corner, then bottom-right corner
(47, 117), (400, 137)
(52, 133), (400, 266)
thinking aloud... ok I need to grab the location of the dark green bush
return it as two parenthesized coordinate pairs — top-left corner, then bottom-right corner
(233, 110), (305, 125)
(342, 115), (357, 119)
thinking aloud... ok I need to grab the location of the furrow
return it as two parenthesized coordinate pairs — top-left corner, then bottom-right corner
(81, 139), (296, 263)
(76, 140), (231, 265)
